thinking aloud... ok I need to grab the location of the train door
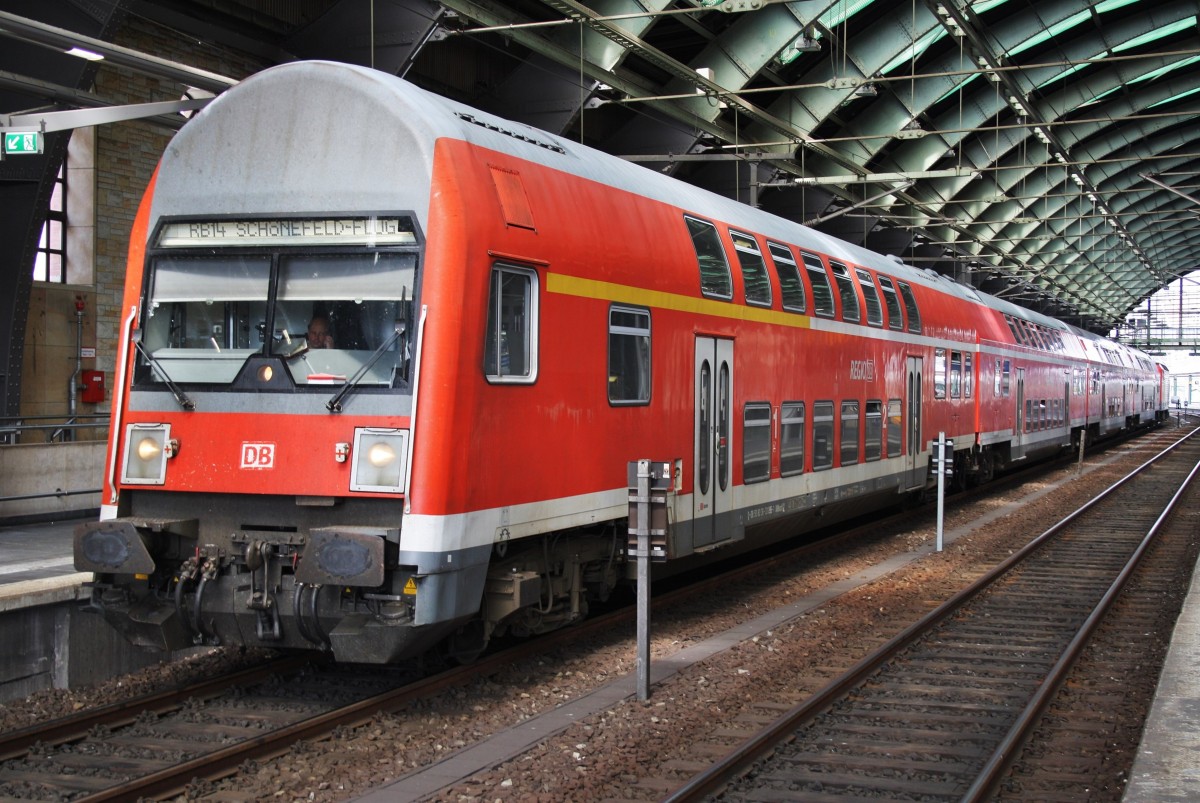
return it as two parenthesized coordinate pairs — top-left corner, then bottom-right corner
(904, 356), (924, 490)
(1014, 368), (1026, 460)
(694, 337), (733, 548)
(1064, 377), (1071, 437)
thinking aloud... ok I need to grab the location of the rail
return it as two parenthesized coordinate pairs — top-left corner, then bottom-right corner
(663, 425), (1200, 802)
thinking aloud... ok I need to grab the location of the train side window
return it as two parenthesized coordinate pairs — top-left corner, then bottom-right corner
(855, 269), (883, 327)
(934, 348), (947, 399)
(608, 305), (650, 405)
(1018, 320), (1034, 347)
(877, 275), (904, 330)
(767, 242), (806, 312)
(780, 401), (805, 475)
(840, 400), (860, 465)
(964, 354), (973, 398)
(897, 281), (921, 333)
(685, 216), (732, 300)
(887, 399), (902, 457)
(994, 358), (1002, 396)
(1005, 315), (1021, 343)
(812, 401), (834, 470)
(865, 400), (883, 461)
(801, 252), (836, 318)
(743, 403), (772, 483)
(829, 261), (860, 323)
(1025, 399), (1033, 432)
(1002, 360), (1012, 397)
(730, 231), (772, 307)
(950, 351), (962, 398)
(484, 265), (538, 382)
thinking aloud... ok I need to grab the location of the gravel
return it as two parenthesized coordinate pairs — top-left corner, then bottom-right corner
(0, 436), (1172, 802)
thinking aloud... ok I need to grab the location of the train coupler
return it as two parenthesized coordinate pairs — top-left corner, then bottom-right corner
(254, 595), (282, 641)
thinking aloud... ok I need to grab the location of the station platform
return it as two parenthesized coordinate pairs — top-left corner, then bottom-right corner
(0, 519), (84, 586)
(0, 516), (165, 701)
(1124, 555), (1200, 802)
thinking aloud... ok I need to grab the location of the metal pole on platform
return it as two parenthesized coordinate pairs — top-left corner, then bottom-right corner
(936, 432), (946, 553)
(636, 459), (651, 701)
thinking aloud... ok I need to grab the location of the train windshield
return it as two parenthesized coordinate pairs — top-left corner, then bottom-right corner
(272, 253), (415, 386)
(140, 247), (416, 390)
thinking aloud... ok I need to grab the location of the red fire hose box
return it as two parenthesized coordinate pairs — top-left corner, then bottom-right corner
(81, 370), (106, 403)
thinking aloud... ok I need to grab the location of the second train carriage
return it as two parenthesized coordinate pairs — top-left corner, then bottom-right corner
(75, 61), (1166, 663)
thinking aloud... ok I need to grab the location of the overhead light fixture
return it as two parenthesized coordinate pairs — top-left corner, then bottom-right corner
(776, 35), (821, 65)
(66, 46), (104, 61)
(854, 83), (878, 97)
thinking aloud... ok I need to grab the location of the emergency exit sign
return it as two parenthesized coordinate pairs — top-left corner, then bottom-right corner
(3, 131), (42, 155)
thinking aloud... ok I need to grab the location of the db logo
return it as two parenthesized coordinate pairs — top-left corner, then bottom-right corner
(240, 442), (276, 469)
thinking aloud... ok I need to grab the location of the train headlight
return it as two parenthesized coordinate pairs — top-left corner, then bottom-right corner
(349, 428), (408, 493)
(121, 423), (173, 485)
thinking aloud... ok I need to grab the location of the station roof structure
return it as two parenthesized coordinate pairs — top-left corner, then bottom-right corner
(2, 0), (1198, 344)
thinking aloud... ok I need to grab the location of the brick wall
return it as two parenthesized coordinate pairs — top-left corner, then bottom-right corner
(20, 15), (267, 438)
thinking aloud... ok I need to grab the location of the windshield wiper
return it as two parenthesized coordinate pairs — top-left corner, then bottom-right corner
(134, 338), (196, 411)
(326, 322), (405, 413)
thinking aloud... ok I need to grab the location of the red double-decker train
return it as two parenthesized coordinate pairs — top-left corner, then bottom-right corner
(75, 61), (1167, 663)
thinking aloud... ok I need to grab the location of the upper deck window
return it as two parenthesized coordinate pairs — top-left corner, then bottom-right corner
(801, 252), (836, 318)
(897, 281), (921, 333)
(1005, 315), (1021, 343)
(767, 243), (806, 312)
(877, 275), (904, 330)
(855, 268), (883, 327)
(829, 261), (859, 323)
(685, 216), (732, 300)
(730, 231), (772, 307)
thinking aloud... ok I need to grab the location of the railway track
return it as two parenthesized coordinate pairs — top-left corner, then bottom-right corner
(0, 428), (1174, 801)
(665, 428), (1200, 802)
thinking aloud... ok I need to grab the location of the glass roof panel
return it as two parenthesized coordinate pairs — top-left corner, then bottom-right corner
(1131, 54), (1200, 84)
(970, 0), (1012, 13)
(1035, 61), (1090, 90)
(1148, 85), (1200, 109)
(934, 71), (981, 104)
(881, 26), (948, 75)
(1113, 16), (1197, 53)
(819, 0), (876, 29)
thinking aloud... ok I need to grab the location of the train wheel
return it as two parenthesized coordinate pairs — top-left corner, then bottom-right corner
(445, 618), (489, 664)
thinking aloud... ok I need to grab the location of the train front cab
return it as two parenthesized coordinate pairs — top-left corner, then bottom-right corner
(73, 210), (446, 664)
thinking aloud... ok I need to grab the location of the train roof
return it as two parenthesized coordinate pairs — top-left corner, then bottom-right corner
(157, 60), (1156, 370)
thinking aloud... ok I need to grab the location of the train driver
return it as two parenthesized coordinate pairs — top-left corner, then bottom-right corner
(307, 315), (335, 350)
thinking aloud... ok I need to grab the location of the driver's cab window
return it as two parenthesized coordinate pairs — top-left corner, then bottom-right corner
(484, 264), (539, 383)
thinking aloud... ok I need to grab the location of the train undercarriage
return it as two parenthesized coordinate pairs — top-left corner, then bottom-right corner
(76, 504), (626, 665)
